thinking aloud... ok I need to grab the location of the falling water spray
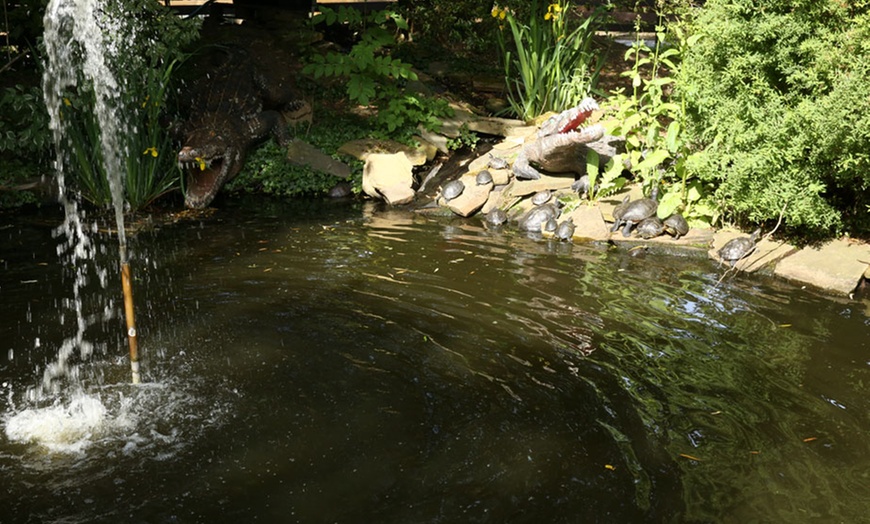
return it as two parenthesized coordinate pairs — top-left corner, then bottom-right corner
(42, 0), (140, 386)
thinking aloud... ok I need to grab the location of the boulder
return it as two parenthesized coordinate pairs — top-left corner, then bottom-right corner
(362, 153), (415, 205)
(446, 174), (492, 217)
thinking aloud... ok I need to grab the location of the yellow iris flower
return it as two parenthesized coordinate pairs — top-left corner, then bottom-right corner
(142, 147), (158, 157)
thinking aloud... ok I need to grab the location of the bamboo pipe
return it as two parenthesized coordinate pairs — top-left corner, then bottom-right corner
(121, 262), (140, 384)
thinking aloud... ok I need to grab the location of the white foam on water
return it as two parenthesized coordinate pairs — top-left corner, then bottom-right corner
(5, 395), (113, 454)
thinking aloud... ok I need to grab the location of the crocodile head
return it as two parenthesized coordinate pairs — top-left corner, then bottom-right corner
(513, 98), (605, 180)
(177, 128), (243, 209)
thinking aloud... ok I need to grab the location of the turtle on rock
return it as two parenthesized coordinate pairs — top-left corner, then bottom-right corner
(476, 170), (493, 186)
(611, 188), (659, 237)
(718, 228), (762, 267)
(531, 190), (552, 206)
(571, 175), (590, 198)
(555, 218), (575, 241)
(519, 203), (559, 232)
(440, 180), (465, 202)
(662, 213), (689, 239)
(485, 208), (508, 226)
(635, 216), (664, 239)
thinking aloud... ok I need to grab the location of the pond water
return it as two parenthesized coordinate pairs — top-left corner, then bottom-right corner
(1, 198), (869, 523)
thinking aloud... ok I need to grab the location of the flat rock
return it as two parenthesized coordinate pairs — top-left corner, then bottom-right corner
(338, 138), (428, 166)
(505, 175), (576, 198)
(285, 139), (351, 178)
(708, 230), (797, 273)
(446, 174), (491, 217)
(560, 205), (611, 241)
(773, 238), (870, 295)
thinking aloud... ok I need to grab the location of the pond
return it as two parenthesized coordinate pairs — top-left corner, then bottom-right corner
(1, 198), (869, 523)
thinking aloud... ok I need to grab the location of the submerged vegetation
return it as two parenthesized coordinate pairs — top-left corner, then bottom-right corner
(1, 0), (868, 239)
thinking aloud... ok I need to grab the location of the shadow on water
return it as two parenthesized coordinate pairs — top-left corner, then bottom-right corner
(1, 198), (869, 523)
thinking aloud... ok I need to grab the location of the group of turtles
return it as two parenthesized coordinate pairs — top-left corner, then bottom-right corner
(439, 167), (762, 269)
(609, 189), (690, 240)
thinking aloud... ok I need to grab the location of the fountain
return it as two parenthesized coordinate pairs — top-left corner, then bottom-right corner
(4, 0), (139, 451)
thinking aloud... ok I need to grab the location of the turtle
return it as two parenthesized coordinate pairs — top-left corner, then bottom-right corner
(635, 216), (664, 239)
(544, 217), (558, 233)
(555, 218), (575, 241)
(571, 175), (590, 198)
(487, 154), (510, 170)
(476, 170), (493, 186)
(611, 189), (658, 237)
(441, 180), (465, 202)
(663, 213), (689, 239)
(485, 208), (508, 226)
(718, 228), (762, 267)
(327, 181), (352, 198)
(518, 203), (559, 232)
(610, 195), (631, 226)
(531, 190), (552, 206)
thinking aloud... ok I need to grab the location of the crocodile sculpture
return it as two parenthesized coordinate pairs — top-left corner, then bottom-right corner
(512, 97), (605, 180)
(176, 47), (304, 208)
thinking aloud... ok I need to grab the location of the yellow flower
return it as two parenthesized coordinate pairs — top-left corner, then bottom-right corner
(63, 98), (71, 107)
(546, 3), (561, 21)
(195, 157), (206, 171)
(142, 147), (158, 157)
(491, 6), (507, 19)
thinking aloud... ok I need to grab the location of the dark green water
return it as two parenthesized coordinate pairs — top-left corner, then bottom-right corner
(1, 199), (869, 523)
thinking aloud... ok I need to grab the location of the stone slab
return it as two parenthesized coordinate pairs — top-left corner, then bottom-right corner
(446, 174), (491, 217)
(773, 238), (870, 295)
(505, 176), (576, 198)
(338, 138), (428, 166)
(285, 139), (351, 178)
(561, 205), (611, 241)
(708, 230), (797, 273)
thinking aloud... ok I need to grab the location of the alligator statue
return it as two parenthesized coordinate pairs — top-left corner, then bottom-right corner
(512, 97), (606, 180)
(176, 46), (305, 208)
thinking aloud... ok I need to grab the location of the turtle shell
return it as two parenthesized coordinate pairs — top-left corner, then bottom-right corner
(485, 208), (508, 225)
(618, 197), (658, 237)
(487, 155), (510, 170)
(555, 219), (575, 241)
(636, 216), (664, 239)
(476, 170), (494, 186)
(532, 190), (552, 206)
(718, 228), (761, 266)
(663, 213), (689, 239)
(441, 180), (465, 201)
(519, 203), (558, 232)
(544, 217), (558, 232)
(571, 175), (590, 197)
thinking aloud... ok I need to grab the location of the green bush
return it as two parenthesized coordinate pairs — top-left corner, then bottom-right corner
(679, 0), (870, 236)
(304, 6), (452, 135)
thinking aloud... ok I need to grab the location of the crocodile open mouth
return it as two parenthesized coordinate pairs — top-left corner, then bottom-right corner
(538, 97), (600, 137)
(178, 150), (227, 209)
(558, 98), (598, 134)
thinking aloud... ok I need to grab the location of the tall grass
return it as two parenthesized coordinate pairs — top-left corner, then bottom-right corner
(494, 0), (603, 121)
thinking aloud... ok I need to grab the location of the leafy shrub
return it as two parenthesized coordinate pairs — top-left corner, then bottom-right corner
(679, 0), (870, 235)
(304, 6), (452, 134)
(0, 84), (52, 206)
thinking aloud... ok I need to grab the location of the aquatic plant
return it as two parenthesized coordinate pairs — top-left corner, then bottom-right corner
(493, 0), (603, 120)
(57, 0), (199, 211)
